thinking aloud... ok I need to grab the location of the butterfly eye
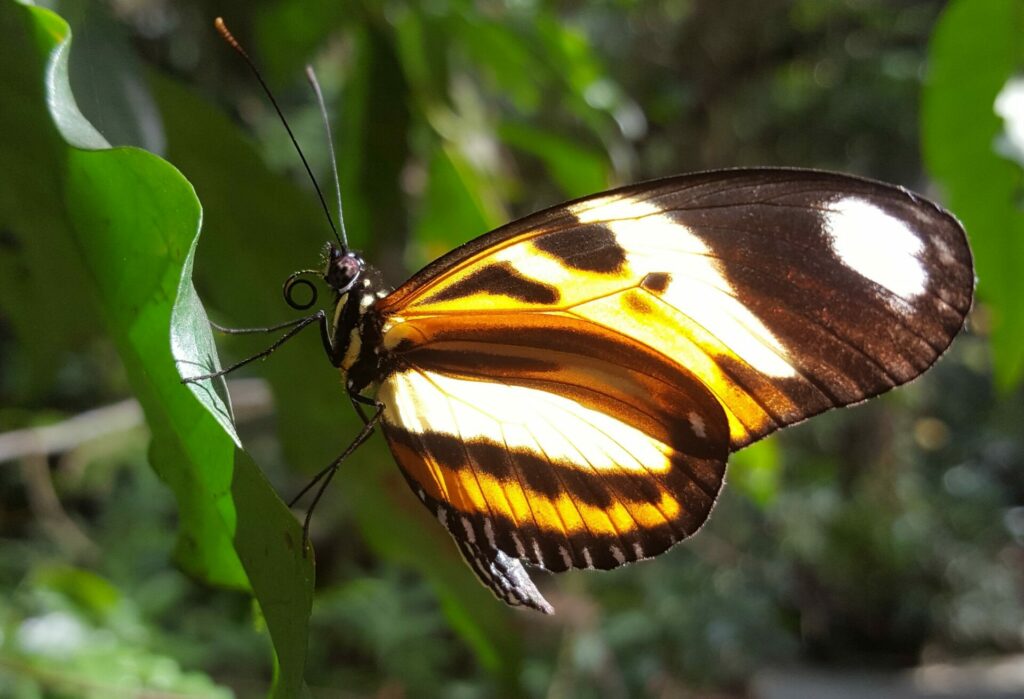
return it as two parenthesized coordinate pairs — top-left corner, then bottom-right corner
(327, 253), (364, 295)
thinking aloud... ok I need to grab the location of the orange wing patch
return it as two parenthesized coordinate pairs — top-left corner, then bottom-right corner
(377, 341), (730, 574)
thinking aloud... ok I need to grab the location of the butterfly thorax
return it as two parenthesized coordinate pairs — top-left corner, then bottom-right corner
(329, 263), (391, 394)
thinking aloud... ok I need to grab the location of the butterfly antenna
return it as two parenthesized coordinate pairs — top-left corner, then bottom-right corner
(214, 17), (342, 247)
(305, 66), (349, 251)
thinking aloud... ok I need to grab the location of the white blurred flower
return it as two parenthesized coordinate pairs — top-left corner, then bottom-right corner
(994, 75), (1024, 166)
(16, 611), (87, 658)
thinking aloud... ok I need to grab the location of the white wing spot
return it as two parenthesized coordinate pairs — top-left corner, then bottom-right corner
(611, 545), (626, 565)
(824, 196), (927, 300)
(582, 547), (595, 569)
(688, 411), (707, 439)
(461, 516), (476, 544)
(932, 236), (957, 266)
(531, 539), (545, 567)
(417, 488), (426, 502)
(632, 542), (645, 560)
(511, 532), (527, 558)
(437, 507), (448, 530)
(484, 518), (497, 549)
(559, 546), (572, 569)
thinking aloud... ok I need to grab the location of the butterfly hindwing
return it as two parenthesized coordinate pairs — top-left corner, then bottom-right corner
(369, 169), (973, 610)
(378, 331), (731, 550)
(377, 316), (732, 609)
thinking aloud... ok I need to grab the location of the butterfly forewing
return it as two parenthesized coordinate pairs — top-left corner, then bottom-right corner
(379, 170), (972, 447)
(368, 169), (973, 611)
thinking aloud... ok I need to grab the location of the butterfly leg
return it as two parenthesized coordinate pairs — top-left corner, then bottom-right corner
(289, 398), (385, 547)
(181, 310), (338, 383)
(208, 318), (313, 335)
(349, 392), (381, 425)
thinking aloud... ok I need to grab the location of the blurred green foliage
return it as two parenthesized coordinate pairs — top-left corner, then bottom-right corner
(922, 0), (1024, 391)
(1, 0), (1022, 697)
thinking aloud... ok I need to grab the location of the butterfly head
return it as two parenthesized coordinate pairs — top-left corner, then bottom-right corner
(323, 243), (365, 296)
(281, 243), (367, 311)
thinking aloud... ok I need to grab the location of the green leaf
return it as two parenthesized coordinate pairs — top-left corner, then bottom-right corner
(232, 449), (314, 699)
(0, 2), (103, 399)
(3, 0), (244, 592)
(532, 13), (625, 142)
(730, 438), (781, 508)
(3, 3), (314, 695)
(411, 144), (501, 264)
(450, 14), (547, 112)
(30, 565), (121, 620)
(921, 0), (1024, 390)
(64, 117), (246, 595)
(171, 231), (239, 447)
(498, 122), (610, 198)
(49, 0), (162, 151)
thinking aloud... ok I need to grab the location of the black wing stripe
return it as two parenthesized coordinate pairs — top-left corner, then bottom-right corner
(533, 223), (627, 273)
(433, 492), (684, 573)
(523, 424), (591, 570)
(493, 424), (536, 555)
(535, 424), (632, 570)
(436, 262), (560, 304)
(551, 420), (694, 568)
(446, 389), (514, 553)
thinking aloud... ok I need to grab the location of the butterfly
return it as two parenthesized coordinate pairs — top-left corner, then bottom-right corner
(188, 20), (974, 615)
(315, 169), (974, 613)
